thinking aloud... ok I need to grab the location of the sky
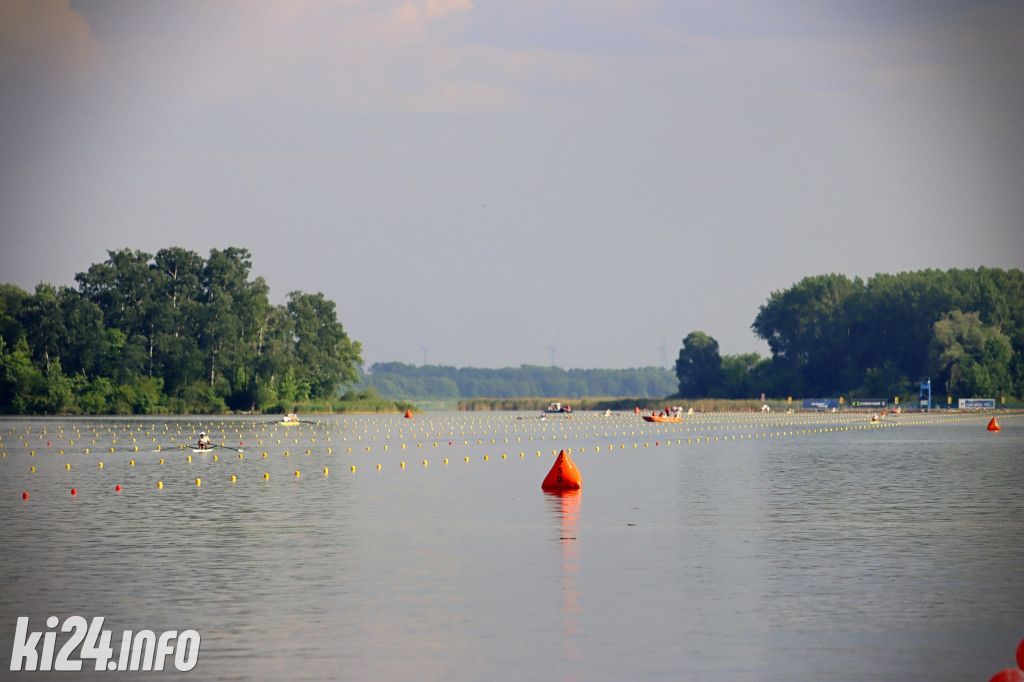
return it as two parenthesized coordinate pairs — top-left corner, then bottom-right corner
(1, 0), (1022, 370)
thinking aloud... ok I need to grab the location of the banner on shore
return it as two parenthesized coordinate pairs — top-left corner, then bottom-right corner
(851, 399), (887, 408)
(958, 398), (995, 410)
(802, 398), (839, 410)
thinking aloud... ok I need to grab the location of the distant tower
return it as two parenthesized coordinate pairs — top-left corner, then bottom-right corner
(659, 340), (667, 369)
(919, 377), (931, 411)
(421, 346), (430, 366)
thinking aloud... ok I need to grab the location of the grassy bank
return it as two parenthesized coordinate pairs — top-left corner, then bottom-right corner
(266, 398), (418, 415)
(457, 397), (772, 412)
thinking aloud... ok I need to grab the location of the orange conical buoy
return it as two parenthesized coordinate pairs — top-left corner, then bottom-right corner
(404, 409), (413, 419)
(541, 450), (582, 490)
(988, 417), (1001, 431)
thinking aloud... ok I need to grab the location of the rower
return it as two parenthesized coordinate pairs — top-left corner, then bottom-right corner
(197, 432), (212, 450)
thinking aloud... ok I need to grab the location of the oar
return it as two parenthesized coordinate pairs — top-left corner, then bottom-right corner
(211, 443), (244, 453)
(151, 444), (186, 452)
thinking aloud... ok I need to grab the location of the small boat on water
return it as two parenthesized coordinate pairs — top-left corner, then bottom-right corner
(544, 402), (572, 414)
(281, 413), (301, 424)
(643, 414), (681, 423)
(643, 407), (684, 423)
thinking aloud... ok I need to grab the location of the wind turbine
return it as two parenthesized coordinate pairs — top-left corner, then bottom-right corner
(421, 346), (430, 366)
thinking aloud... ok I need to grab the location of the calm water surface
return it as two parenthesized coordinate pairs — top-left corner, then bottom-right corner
(1, 411), (1022, 681)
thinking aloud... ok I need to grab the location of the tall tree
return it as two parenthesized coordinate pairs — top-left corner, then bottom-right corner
(286, 291), (362, 399)
(675, 331), (722, 398)
(75, 248), (155, 382)
(930, 310), (1013, 397)
(151, 247), (205, 394)
(751, 273), (861, 394)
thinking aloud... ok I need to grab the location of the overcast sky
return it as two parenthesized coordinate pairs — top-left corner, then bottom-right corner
(2, 1), (1022, 369)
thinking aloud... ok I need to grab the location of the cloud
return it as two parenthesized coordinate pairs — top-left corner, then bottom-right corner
(76, 0), (589, 119)
(0, 0), (102, 84)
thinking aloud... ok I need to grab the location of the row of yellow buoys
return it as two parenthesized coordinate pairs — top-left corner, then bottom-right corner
(4, 411), (1018, 499)
(5, 410), (1010, 452)
(0, 412), (1010, 462)
(0, 410), (1012, 462)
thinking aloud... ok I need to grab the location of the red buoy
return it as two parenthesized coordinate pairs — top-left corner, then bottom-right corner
(989, 670), (1024, 682)
(1017, 636), (1024, 669)
(115, 484), (122, 492)
(541, 450), (582, 490)
(22, 492), (28, 500)
(71, 488), (77, 496)
(988, 417), (1001, 431)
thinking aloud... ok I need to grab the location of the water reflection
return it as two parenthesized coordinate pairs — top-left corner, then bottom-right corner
(545, 489), (582, 674)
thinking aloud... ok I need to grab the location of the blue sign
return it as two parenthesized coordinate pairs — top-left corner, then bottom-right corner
(802, 398), (839, 410)
(958, 398), (995, 410)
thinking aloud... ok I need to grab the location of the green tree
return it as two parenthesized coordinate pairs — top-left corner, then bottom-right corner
(929, 310), (1012, 397)
(150, 248), (205, 395)
(717, 353), (765, 399)
(75, 248), (155, 382)
(286, 291), (362, 399)
(56, 288), (107, 380)
(0, 336), (41, 412)
(751, 273), (861, 394)
(675, 331), (722, 398)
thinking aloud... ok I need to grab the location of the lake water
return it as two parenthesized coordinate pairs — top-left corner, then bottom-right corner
(1, 411), (1022, 681)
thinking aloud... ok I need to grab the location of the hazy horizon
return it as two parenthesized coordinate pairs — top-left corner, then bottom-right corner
(2, 1), (1022, 369)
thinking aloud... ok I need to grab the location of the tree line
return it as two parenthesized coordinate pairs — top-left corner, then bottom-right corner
(0, 247), (362, 414)
(676, 267), (1024, 402)
(360, 362), (678, 400)
(4, 257), (1019, 413)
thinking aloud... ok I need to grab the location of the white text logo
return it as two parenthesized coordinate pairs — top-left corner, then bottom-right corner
(10, 617), (200, 672)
